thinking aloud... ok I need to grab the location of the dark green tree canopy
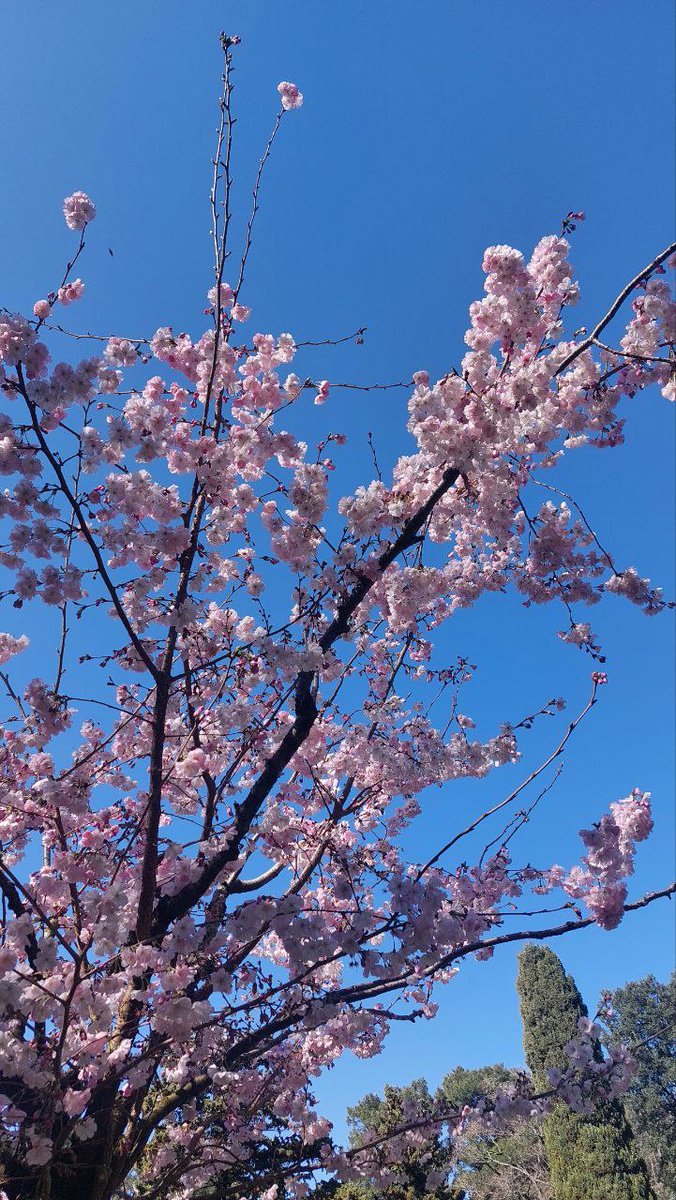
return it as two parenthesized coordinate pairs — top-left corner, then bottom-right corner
(517, 944), (590, 1087)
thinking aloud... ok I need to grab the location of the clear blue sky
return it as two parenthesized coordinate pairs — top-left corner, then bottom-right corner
(1, 1), (674, 1141)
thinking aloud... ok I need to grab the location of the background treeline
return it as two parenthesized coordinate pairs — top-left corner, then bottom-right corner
(326, 953), (675, 1200)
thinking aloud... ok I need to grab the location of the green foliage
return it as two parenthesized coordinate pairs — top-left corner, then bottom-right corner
(337, 1067), (548, 1200)
(342, 1079), (458, 1199)
(186, 1093), (331, 1199)
(516, 945), (655, 1200)
(439, 1065), (551, 1200)
(191, 966), (672, 1200)
(329, 1185), (375, 1200)
(439, 1065), (549, 1195)
(437, 1064), (514, 1111)
(607, 973), (676, 1198)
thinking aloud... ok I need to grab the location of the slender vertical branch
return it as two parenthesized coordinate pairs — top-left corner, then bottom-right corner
(17, 369), (159, 680)
(232, 109), (284, 304)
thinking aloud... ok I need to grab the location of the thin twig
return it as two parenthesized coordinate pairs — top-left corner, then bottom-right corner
(556, 242), (676, 374)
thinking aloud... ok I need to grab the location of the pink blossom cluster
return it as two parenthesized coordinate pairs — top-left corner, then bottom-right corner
(0, 631), (29, 664)
(57, 277), (85, 306)
(277, 80), (303, 110)
(542, 788), (654, 929)
(621, 274), (676, 361)
(62, 190), (96, 230)
(604, 566), (665, 614)
(547, 1015), (637, 1110)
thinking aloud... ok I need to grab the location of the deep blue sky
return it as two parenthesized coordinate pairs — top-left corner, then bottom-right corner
(1, 1), (674, 1141)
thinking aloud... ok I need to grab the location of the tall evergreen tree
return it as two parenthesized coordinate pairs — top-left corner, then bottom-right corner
(516, 945), (654, 1200)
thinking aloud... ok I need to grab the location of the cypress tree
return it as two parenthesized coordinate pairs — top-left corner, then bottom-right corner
(516, 945), (655, 1200)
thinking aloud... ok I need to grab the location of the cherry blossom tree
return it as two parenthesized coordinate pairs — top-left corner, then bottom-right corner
(0, 34), (674, 1200)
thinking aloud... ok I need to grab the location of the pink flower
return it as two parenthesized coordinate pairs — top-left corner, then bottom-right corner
(457, 714), (476, 729)
(277, 81), (303, 111)
(97, 366), (122, 393)
(231, 303), (251, 323)
(57, 278), (85, 306)
(62, 1087), (91, 1117)
(33, 299), (51, 320)
(63, 191), (96, 231)
(104, 337), (137, 368)
(207, 282), (234, 308)
(0, 633), (29, 665)
(26, 1134), (53, 1167)
(585, 882), (627, 931)
(0, 313), (36, 365)
(314, 379), (330, 405)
